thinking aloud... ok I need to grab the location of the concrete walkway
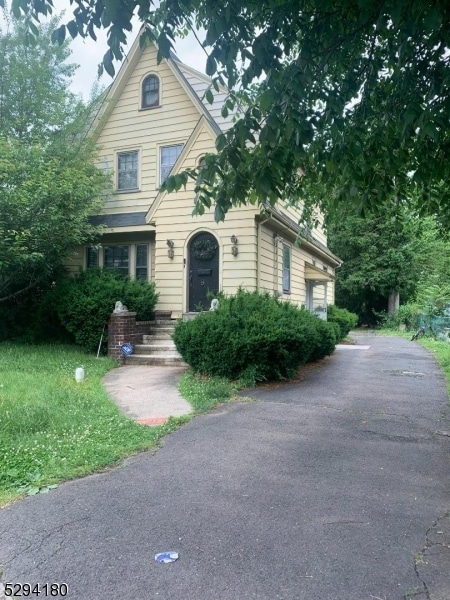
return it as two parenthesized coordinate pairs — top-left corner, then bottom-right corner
(1, 334), (449, 599)
(102, 364), (191, 425)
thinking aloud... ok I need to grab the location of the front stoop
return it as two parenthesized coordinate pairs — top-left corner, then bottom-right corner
(125, 320), (187, 366)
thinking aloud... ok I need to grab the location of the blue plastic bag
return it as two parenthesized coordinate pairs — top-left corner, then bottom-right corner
(155, 551), (179, 563)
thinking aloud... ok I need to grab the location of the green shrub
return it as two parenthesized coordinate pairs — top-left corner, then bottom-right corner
(377, 302), (421, 330)
(327, 305), (358, 340)
(173, 290), (336, 383)
(51, 269), (158, 352)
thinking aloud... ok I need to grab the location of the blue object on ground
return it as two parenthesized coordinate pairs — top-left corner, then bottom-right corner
(155, 551), (179, 563)
(120, 342), (134, 356)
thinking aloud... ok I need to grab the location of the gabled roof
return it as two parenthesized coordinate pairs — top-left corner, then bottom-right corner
(89, 29), (236, 139)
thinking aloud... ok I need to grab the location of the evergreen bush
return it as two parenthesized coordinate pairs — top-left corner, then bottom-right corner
(173, 289), (336, 383)
(327, 305), (358, 340)
(52, 269), (158, 352)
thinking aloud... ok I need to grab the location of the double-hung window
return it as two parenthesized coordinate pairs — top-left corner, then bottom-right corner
(104, 246), (129, 277)
(117, 151), (139, 191)
(87, 244), (149, 281)
(160, 144), (183, 185)
(142, 74), (160, 108)
(282, 245), (291, 293)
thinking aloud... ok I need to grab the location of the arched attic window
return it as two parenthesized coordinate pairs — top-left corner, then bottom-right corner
(142, 74), (160, 108)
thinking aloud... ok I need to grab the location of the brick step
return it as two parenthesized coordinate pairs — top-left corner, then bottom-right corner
(125, 354), (187, 366)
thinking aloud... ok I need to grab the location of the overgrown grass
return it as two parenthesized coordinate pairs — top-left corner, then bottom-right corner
(179, 371), (241, 412)
(417, 337), (450, 396)
(0, 343), (181, 506)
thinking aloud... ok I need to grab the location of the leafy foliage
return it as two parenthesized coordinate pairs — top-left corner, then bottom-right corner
(51, 268), (159, 353)
(0, 16), (83, 142)
(7, 0), (450, 223)
(0, 17), (109, 303)
(327, 207), (422, 323)
(327, 305), (358, 340)
(173, 290), (336, 383)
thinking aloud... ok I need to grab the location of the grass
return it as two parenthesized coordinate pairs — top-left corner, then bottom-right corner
(416, 336), (450, 395)
(0, 344), (243, 507)
(0, 343), (184, 506)
(179, 370), (241, 412)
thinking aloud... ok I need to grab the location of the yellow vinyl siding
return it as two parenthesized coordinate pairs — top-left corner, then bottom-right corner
(94, 43), (203, 216)
(152, 124), (258, 316)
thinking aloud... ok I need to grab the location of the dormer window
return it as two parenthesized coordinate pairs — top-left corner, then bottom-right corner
(142, 74), (160, 108)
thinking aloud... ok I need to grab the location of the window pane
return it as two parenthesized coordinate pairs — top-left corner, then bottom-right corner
(104, 246), (129, 277)
(136, 244), (148, 280)
(87, 247), (99, 269)
(117, 151), (138, 190)
(282, 245), (291, 292)
(160, 144), (183, 184)
(142, 75), (159, 108)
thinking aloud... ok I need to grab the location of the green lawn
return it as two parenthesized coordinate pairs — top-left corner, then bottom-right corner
(0, 344), (183, 506)
(0, 344), (240, 507)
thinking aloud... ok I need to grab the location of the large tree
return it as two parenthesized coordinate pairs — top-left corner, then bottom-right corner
(5, 0), (450, 223)
(327, 207), (421, 323)
(0, 17), (108, 303)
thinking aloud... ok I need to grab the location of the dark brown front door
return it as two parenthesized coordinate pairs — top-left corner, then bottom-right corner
(188, 231), (219, 311)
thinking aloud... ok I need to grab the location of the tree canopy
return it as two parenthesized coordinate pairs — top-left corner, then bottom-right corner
(0, 17), (108, 303)
(5, 0), (450, 223)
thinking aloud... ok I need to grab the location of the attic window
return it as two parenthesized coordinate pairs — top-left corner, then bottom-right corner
(142, 74), (160, 108)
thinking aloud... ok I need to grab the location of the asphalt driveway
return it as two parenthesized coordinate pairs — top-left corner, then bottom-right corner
(1, 334), (449, 599)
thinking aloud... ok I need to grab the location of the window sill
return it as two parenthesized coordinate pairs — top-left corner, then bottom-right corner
(139, 105), (162, 111)
(115, 188), (141, 194)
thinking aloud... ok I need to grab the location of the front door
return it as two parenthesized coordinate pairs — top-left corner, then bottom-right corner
(306, 281), (328, 320)
(188, 231), (219, 311)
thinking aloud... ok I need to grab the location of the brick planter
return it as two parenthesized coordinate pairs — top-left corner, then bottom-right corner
(108, 311), (154, 362)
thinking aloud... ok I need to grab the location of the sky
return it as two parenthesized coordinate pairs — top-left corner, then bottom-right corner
(67, 13), (208, 101)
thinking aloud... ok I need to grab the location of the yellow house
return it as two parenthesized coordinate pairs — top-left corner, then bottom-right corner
(68, 33), (340, 320)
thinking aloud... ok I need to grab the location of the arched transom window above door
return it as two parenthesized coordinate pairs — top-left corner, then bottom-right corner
(141, 74), (160, 109)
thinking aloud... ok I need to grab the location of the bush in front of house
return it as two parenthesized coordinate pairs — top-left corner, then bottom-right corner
(173, 289), (337, 384)
(52, 268), (158, 353)
(327, 305), (358, 340)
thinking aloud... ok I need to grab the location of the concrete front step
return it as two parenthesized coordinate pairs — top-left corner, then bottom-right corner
(143, 332), (174, 342)
(137, 341), (176, 350)
(125, 354), (187, 366)
(134, 344), (179, 357)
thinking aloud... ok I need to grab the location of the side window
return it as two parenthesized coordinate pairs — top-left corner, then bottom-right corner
(86, 247), (99, 269)
(117, 151), (139, 191)
(160, 144), (183, 185)
(282, 245), (291, 293)
(142, 74), (160, 108)
(135, 244), (148, 281)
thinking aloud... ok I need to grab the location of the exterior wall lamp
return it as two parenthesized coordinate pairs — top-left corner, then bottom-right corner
(167, 239), (174, 259)
(230, 235), (238, 256)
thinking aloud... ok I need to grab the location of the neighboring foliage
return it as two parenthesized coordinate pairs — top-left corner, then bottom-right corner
(10, 0), (450, 224)
(173, 290), (336, 384)
(327, 208), (422, 324)
(51, 269), (159, 353)
(0, 17), (108, 304)
(327, 306), (358, 340)
(328, 209), (450, 325)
